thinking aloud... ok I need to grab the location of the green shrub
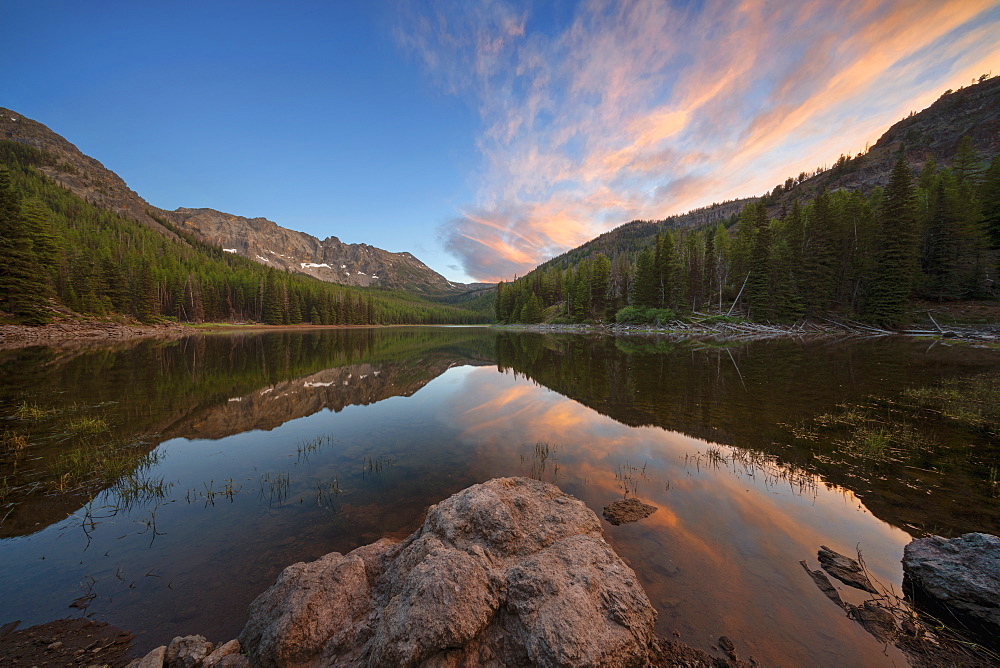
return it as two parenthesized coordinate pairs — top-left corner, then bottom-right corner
(614, 306), (677, 325)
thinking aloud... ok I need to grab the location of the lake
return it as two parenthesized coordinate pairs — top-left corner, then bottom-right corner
(1, 327), (998, 666)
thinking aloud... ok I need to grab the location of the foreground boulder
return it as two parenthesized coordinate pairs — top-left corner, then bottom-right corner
(239, 477), (656, 667)
(902, 532), (1000, 649)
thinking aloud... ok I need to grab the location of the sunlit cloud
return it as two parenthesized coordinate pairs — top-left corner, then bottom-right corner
(398, 0), (1000, 281)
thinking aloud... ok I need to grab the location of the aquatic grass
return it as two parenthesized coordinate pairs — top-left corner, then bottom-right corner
(54, 440), (161, 494)
(296, 433), (336, 463)
(65, 415), (110, 435)
(805, 403), (934, 464)
(194, 478), (241, 506)
(314, 478), (343, 511)
(613, 460), (649, 497)
(12, 401), (56, 421)
(1, 430), (28, 457)
(112, 472), (174, 511)
(258, 471), (290, 506)
(902, 373), (1000, 435)
(521, 441), (561, 482)
(685, 444), (819, 497)
(361, 454), (397, 482)
(858, 429), (891, 459)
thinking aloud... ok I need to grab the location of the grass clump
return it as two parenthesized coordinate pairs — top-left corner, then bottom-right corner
(1, 430), (28, 457)
(13, 402), (55, 421)
(55, 440), (161, 494)
(902, 373), (999, 435)
(65, 415), (110, 435)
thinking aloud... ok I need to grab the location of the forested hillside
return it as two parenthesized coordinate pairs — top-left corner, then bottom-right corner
(0, 141), (490, 326)
(497, 142), (999, 327)
(525, 75), (1000, 293)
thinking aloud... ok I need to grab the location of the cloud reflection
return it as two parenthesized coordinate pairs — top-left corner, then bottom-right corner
(444, 365), (912, 664)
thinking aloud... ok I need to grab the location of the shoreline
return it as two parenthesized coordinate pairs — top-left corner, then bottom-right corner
(492, 319), (1000, 345)
(0, 321), (456, 351)
(1, 314), (996, 351)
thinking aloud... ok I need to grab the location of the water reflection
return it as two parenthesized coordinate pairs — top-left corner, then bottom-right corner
(0, 328), (997, 666)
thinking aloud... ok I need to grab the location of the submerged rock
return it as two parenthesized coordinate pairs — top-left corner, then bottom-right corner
(603, 497), (658, 526)
(817, 545), (877, 593)
(903, 532), (1000, 647)
(240, 477), (657, 667)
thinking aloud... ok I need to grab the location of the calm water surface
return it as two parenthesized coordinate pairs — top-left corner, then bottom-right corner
(1, 327), (998, 666)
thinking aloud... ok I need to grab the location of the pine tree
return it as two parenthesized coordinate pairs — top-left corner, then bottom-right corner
(801, 191), (838, 316)
(0, 168), (50, 324)
(867, 156), (919, 325)
(745, 203), (772, 320)
(263, 273), (283, 325)
(981, 157), (1000, 248)
(632, 246), (657, 308)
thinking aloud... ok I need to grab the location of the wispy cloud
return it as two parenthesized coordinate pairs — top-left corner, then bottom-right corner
(397, 0), (1000, 281)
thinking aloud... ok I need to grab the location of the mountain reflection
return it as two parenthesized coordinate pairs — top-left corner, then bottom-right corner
(493, 331), (1000, 536)
(0, 328), (493, 537)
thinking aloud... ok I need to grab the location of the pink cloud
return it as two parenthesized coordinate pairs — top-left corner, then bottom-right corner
(400, 0), (1000, 281)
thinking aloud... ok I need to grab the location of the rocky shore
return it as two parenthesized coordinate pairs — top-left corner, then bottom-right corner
(0, 321), (190, 350)
(4, 479), (996, 666)
(124, 478), (756, 667)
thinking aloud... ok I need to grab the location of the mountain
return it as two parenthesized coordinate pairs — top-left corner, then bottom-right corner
(0, 107), (478, 295)
(169, 207), (469, 294)
(0, 134), (489, 326)
(535, 75), (1000, 273)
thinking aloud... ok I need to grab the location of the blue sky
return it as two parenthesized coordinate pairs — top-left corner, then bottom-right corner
(4, 1), (999, 283)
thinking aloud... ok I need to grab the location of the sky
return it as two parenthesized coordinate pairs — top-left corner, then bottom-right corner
(3, 1), (999, 283)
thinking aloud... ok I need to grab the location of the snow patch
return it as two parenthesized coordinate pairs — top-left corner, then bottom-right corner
(223, 248), (238, 253)
(301, 262), (331, 269)
(228, 397), (242, 402)
(304, 381), (334, 388)
(257, 255), (269, 262)
(340, 265), (346, 269)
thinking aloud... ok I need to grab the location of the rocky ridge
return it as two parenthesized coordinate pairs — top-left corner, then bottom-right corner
(169, 207), (471, 294)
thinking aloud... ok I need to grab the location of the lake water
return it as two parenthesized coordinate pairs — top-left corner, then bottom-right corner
(1, 327), (998, 666)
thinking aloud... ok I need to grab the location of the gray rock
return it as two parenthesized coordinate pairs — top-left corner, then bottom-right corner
(903, 532), (1000, 645)
(165, 635), (213, 668)
(240, 477), (656, 667)
(817, 545), (876, 593)
(125, 645), (165, 668)
(203, 639), (241, 668)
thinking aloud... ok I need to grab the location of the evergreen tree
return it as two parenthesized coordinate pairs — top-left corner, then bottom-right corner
(866, 156), (919, 325)
(745, 203), (772, 320)
(631, 246), (657, 308)
(263, 273), (283, 325)
(0, 167), (51, 323)
(981, 157), (1000, 249)
(801, 191), (838, 316)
